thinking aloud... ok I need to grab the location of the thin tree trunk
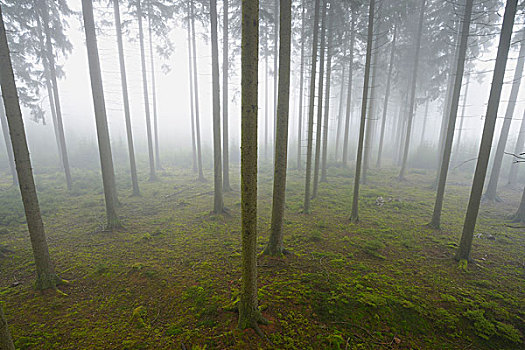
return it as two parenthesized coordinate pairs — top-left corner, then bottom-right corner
(113, 0), (140, 196)
(484, 29), (525, 201)
(238, 0), (266, 330)
(342, 10), (356, 167)
(377, 24), (397, 168)
(147, 4), (161, 170)
(297, 0), (306, 170)
(0, 99), (16, 185)
(398, 0), (427, 180)
(81, 0), (121, 231)
(265, 29), (269, 160)
(429, 0), (473, 229)
(186, 4), (197, 174)
(320, 12), (333, 183)
(350, 0), (375, 222)
(453, 72), (470, 163)
(0, 303), (14, 350)
(265, 0), (292, 256)
(303, 0), (321, 214)
(137, 0), (156, 181)
(511, 182), (525, 222)
(210, 0), (224, 213)
(312, 0), (327, 198)
(222, 0), (231, 191)
(190, 1), (205, 181)
(0, 4), (59, 289)
(507, 108), (525, 186)
(457, 0), (517, 261)
(419, 98), (430, 147)
(334, 61), (345, 162)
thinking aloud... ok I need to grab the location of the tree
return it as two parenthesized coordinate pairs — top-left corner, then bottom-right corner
(350, 0), (374, 223)
(484, 28), (525, 202)
(320, 9), (333, 184)
(238, 0), (267, 330)
(0, 303), (14, 350)
(303, 0), (321, 214)
(81, 0), (121, 231)
(0, 99), (16, 185)
(0, 4), (60, 289)
(210, 0), (224, 213)
(148, 4), (161, 170)
(453, 73), (470, 162)
(398, 0), (426, 180)
(341, 5), (356, 167)
(264, 0), (292, 256)
(296, 0), (306, 170)
(456, 0), (518, 262)
(186, 6), (198, 174)
(222, 0), (231, 191)
(113, 0), (140, 196)
(429, 0), (473, 229)
(507, 108), (525, 186)
(511, 184), (525, 223)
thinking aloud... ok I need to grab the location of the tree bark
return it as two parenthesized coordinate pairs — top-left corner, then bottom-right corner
(272, 0), (279, 150)
(238, 0), (266, 330)
(398, 0), (426, 180)
(222, 0), (231, 191)
(137, 0), (156, 181)
(0, 99), (16, 185)
(81, 0), (121, 231)
(429, 0), (473, 229)
(147, 4), (161, 170)
(303, 0), (321, 214)
(210, 0), (224, 213)
(0, 303), (14, 350)
(320, 11), (333, 183)
(297, 0), (306, 170)
(0, 4), (59, 289)
(350, 0), (375, 222)
(113, 0), (140, 196)
(484, 29), (525, 201)
(457, 0), (517, 261)
(376, 24), (397, 168)
(264, 27), (269, 160)
(342, 9), (356, 167)
(264, 0), (292, 256)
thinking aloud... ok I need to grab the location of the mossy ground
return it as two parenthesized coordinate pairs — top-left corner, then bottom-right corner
(0, 163), (523, 349)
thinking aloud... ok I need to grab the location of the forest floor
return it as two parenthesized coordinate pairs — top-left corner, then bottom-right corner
(0, 164), (523, 349)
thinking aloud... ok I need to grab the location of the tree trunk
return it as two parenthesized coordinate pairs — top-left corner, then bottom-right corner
(350, 0), (375, 222)
(41, 1), (72, 191)
(507, 108), (525, 186)
(453, 72), (470, 164)
(222, 0), (231, 191)
(113, 0), (140, 196)
(484, 29), (525, 201)
(0, 99), (16, 185)
(303, 0), (321, 214)
(273, 0), (279, 150)
(457, 0), (517, 261)
(186, 10), (198, 174)
(297, 0), (306, 170)
(419, 98), (430, 148)
(190, 0), (205, 181)
(81, 0), (121, 231)
(429, 0), (473, 229)
(0, 303), (14, 350)
(238, 0), (266, 330)
(265, 28), (269, 160)
(320, 12), (333, 183)
(265, 0), (292, 256)
(334, 60), (345, 162)
(511, 183), (525, 222)
(398, 0), (426, 180)
(210, 0), (224, 213)
(137, 0), (157, 181)
(376, 24), (397, 168)
(342, 9), (356, 167)
(0, 5), (59, 289)
(312, 0), (327, 198)
(147, 4), (161, 170)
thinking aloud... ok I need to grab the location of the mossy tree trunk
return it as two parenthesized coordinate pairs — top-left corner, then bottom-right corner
(264, 0), (292, 257)
(222, 0), (231, 191)
(81, 0), (121, 231)
(0, 5), (59, 289)
(0, 303), (14, 350)
(350, 0), (374, 223)
(457, 0), (517, 262)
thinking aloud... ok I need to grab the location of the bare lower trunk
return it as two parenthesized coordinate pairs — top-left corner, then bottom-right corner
(0, 99), (16, 185)
(334, 61), (345, 162)
(419, 98), (430, 148)
(187, 14), (198, 174)
(148, 7), (161, 171)
(320, 13), (333, 183)
(297, 0), (306, 170)
(457, 0), (517, 261)
(272, 0), (279, 150)
(222, 0), (231, 191)
(0, 5), (59, 289)
(0, 303), (14, 350)
(342, 11), (356, 167)
(190, 2), (204, 181)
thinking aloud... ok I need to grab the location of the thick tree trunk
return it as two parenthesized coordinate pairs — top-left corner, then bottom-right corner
(457, 0), (517, 261)
(398, 0), (426, 180)
(320, 13), (333, 183)
(0, 5), (59, 289)
(272, 0), (279, 149)
(507, 108), (525, 186)
(82, 0), (121, 231)
(222, 0), (231, 191)
(210, 0), (224, 214)
(137, 0), (157, 181)
(190, 1), (205, 181)
(238, 0), (266, 330)
(147, 5), (161, 170)
(429, 0), (473, 229)
(0, 99), (16, 185)
(453, 72), (470, 164)
(303, 0), (321, 214)
(342, 10), (356, 167)
(41, 1), (72, 191)
(297, 0), (306, 170)
(0, 303), (14, 350)
(113, 0), (140, 196)
(350, 0), (375, 222)
(265, 0), (292, 256)
(186, 11), (198, 174)
(484, 29), (525, 201)
(376, 24), (397, 168)
(312, 0), (327, 199)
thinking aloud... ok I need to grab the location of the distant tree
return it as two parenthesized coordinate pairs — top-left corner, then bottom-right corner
(0, 4), (60, 289)
(511, 182), (525, 223)
(81, 0), (121, 231)
(452, 73), (470, 163)
(186, 8), (198, 174)
(296, 0), (306, 170)
(222, 0), (231, 191)
(320, 7), (333, 183)
(264, 0), (292, 256)
(457, 0), (517, 262)
(0, 302), (14, 350)
(0, 99), (16, 185)
(238, 0), (267, 330)
(507, 109), (525, 186)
